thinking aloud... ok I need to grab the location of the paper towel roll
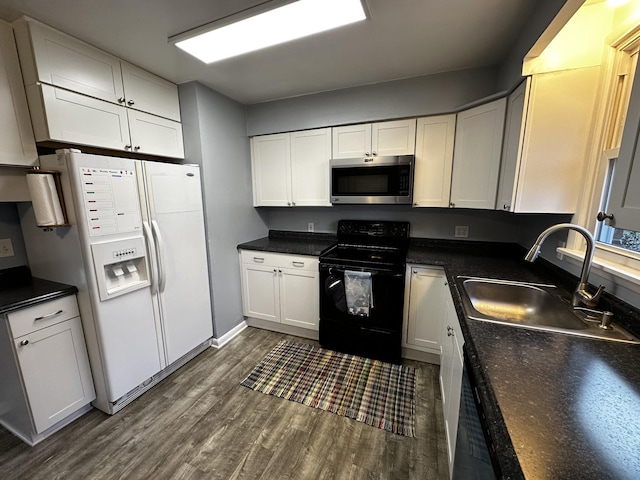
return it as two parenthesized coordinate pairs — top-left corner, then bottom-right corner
(26, 173), (66, 226)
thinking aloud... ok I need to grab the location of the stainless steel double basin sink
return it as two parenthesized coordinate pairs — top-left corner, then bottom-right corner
(457, 277), (640, 344)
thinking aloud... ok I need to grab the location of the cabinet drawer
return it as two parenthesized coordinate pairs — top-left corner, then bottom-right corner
(8, 295), (80, 338)
(240, 250), (318, 271)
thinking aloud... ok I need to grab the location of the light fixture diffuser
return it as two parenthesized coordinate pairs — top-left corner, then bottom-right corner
(170, 0), (367, 64)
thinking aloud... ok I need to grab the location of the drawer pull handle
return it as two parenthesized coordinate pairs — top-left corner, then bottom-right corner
(292, 261), (304, 267)
(35, 309), (64, 321)
(253, 257), (265, 263)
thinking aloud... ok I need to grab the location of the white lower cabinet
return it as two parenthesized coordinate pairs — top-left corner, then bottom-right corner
(0, 294), (95, 445)
(440, 286), (464, 478)
(240, 250), (319, 333)
(403, 265), (446, 357)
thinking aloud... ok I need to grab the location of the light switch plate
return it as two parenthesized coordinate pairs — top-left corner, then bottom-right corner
(0, 238), (15, 258)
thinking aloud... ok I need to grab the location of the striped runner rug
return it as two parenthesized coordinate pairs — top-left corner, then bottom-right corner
(241, 340), (416, 436)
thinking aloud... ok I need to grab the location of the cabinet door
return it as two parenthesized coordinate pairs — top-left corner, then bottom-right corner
(450, 98), (506, 210)
(121, 62), (181, 122)
(332, 124), (372, 158)
(290, 128), (332, 206)
(15, 317), (95, 434)
(29, 83), (130, 151)
(251, 134), (292, 206)
(241, 263), (280, 322)
(440, 290), (463, 476)
(513, 68), (600, 213)
(405, 267), (445, 352)
(446, 327), (464, 473)
(15, 18), (124, 104)
(372, 119), (416, 156)
(279, 268), (319, 330)
(127, 109), (185, 159)
(0, 21), (37, 166)
(413, 115), (456, 207)
(497, 80), (528, 212)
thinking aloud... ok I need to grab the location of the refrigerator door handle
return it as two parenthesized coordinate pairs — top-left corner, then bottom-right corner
(142, 221), (158, 295)
(151, 219), (167, 293)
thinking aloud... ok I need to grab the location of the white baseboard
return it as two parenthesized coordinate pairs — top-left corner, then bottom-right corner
(246, 317), (319, 340)
(211, 321), (248, 349)
(401, 347), (440, 365)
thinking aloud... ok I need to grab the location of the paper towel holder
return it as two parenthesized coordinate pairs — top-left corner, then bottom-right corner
(25, 168), (70, 229)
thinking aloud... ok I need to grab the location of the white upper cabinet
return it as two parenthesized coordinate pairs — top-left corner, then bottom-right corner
(413, 115), (456, 207)
(27, 83), (130, 151)
(251, 128), (331, 207)
(251, 133), (292, 207)
(332, 119), (416, 158)
(290, 128), (332, 206)
(14, 18), (124, 104)
(120, 62), (180, 122)
(450, 98), (506, 210)
(0, 20), (37, 166)
(13, 17), (183, 158)
(498, 69), (601, 213)
(126, 109), (184, 158)
(332, 123), (371, 158)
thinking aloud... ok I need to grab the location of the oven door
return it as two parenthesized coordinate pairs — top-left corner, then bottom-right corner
(318, 263), (405, 362)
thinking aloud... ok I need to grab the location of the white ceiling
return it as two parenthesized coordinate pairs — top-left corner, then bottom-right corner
(0, 0), (539, 104)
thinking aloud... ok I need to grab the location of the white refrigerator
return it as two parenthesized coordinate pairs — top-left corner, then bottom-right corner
(20, 149), (213, 413)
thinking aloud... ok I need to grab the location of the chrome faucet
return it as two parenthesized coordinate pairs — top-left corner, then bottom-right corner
(525, 223), (605, 308)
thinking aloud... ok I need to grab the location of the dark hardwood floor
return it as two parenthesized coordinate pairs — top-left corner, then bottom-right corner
(0, 327), (449, 480)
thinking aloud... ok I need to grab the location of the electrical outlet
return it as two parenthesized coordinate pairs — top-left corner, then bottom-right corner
(0, 238), (15, 258)
(308, 222), (314, 232)
(454, 226), (469, 238)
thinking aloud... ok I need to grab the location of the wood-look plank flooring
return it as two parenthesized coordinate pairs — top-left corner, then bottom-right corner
(0, 327), (449, 480)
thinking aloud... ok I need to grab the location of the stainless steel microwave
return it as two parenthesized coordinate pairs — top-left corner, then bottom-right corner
(330, 155), (414, 204)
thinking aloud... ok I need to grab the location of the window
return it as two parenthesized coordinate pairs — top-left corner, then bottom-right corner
(596, 154), (640, 254)
(559, 26), (640, 289)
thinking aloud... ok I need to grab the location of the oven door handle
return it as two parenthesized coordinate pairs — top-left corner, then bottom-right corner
(321, 265), (403, 277)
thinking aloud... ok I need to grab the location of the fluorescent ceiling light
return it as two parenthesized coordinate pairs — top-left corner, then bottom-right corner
(171, 0), (367, 64)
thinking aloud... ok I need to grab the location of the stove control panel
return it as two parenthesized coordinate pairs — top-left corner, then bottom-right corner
(337, 220), (409, 239)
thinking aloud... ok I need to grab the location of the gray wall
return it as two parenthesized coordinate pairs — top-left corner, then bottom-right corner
(179, 82), (268, 338)
(246, 67), (498, 136)
(0, 203), (28, 269)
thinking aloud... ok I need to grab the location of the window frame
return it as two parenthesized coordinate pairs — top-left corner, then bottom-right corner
(561, 26), (640, 293)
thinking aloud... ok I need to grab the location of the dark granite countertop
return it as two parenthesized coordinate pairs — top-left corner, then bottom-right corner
(0, 266), (78, 315)
(237, 230), (337, 257)
(408, 239), (640, 480)
(239, 233), (640, 479)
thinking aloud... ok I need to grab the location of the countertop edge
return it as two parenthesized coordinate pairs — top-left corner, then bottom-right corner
(1, 285), (78, 315)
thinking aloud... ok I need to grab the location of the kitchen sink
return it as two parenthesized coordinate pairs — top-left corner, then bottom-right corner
(457, 277), (640, 344)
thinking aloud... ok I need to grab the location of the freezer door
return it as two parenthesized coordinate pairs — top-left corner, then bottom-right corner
(141, 162), (213, 364)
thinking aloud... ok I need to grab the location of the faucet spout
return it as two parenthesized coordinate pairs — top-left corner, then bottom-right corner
(525, 223), (604, 308)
